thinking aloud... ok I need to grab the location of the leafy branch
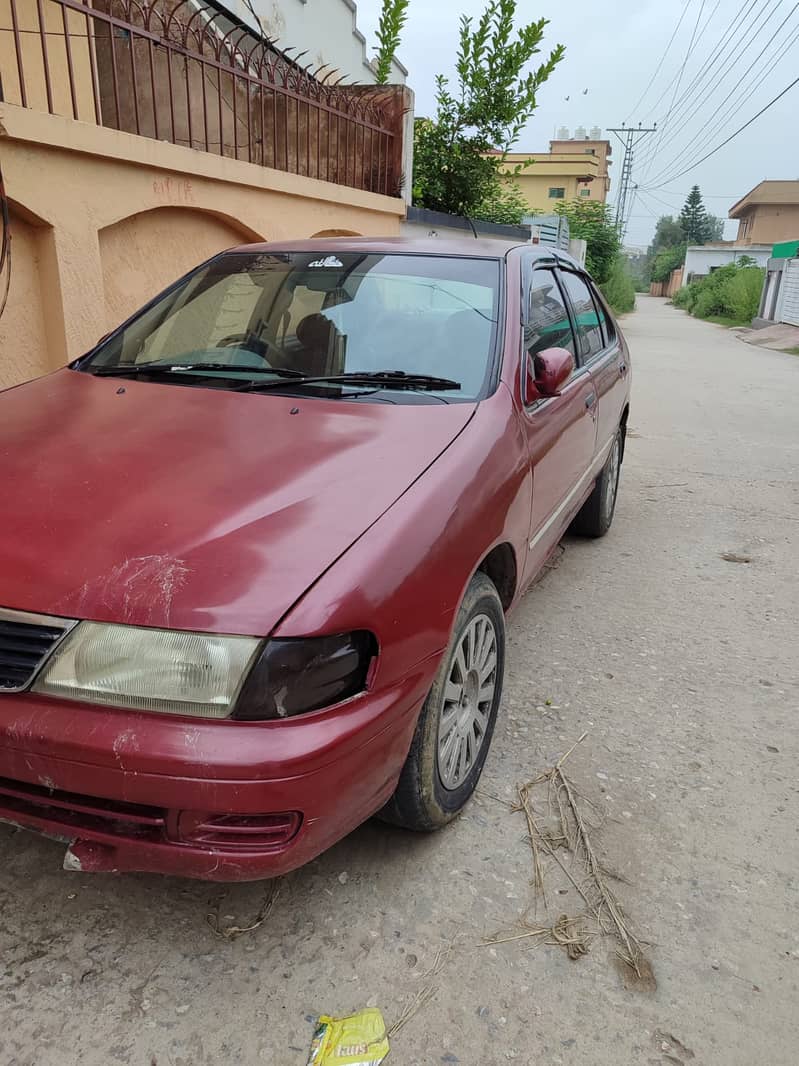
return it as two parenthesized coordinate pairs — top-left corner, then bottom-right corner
(374, 0), (410, 85)
(413, 0), (564, 223)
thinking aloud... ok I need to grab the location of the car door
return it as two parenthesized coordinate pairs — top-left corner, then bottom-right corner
(519, 263), (599, 583)
(557, 268), (628, 461)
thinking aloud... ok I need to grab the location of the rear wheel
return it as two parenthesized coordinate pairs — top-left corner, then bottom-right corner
(570, 427), (623, 538)
(380, 572), (505, 831)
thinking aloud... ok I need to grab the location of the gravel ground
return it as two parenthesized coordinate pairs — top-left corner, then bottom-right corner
(1, 295), (797, 1066)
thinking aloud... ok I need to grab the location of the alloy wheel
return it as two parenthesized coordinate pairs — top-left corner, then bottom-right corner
(604, 434), (621, 518)
(437, 613), (498, 790)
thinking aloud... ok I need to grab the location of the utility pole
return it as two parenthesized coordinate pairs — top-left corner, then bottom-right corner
(607, 123), (657, 236)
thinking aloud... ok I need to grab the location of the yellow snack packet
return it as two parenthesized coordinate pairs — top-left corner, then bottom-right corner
(306, 1008), (390, 1065)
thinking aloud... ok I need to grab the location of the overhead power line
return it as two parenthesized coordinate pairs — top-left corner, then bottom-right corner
(636, 0), (771, 170)
(639, 0), (709, 182)
(635, 186), (687, 213)
(640, 0), (727, 122)
(623, 1), (695, 122)
(647, 5), (799, 185)
(646, 72), (799, 187)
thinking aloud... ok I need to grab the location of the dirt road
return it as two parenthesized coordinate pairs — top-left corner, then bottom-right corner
(2, 296), (797, 1065)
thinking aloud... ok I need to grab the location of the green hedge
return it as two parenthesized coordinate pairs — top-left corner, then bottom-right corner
(673, 260), (764, 324)
(600, 257), (636, 315)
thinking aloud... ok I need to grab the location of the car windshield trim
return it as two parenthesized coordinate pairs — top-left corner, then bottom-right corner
(89, 362), (306, 379)
(243, 370), (462, 393)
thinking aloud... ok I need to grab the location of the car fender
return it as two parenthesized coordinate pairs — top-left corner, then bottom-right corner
(274, 381), (532, 693)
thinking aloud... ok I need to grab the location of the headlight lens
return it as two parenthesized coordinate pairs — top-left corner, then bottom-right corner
(33, 622), (260, 719)
(232, 632), (376, 720)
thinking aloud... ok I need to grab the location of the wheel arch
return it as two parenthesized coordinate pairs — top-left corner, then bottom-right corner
(477, 542), (518, 613)
(620, 402), (630, 462)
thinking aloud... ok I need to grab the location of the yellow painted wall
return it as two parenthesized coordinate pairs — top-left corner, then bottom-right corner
(99, 208), (258, 331)
(513, 173), (592, 213)
(737, 205), (799, 245)
(0, 104), (405, 389)
(497, 153), (602, 214)
(0, 0), (95, 120)
(0, 209), (52, 387)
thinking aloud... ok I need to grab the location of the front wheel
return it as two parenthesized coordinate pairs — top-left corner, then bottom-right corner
(570, 427), (623, 538)
(380, 572), (505, 831)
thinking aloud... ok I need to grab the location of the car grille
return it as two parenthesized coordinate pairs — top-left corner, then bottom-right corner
(0, 775), (167, 843)
(0, 608), (76, 692)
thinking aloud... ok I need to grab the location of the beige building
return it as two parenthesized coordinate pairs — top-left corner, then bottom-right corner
(729, 181), (799, 245)
(0, 0), (408, 389)
(233, 0), (407, 85)
(496, 131), (613, 214)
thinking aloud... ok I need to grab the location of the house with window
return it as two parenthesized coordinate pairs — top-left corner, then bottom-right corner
(729, 181), (799, 245)
(0, 0), (411, 389)
(495, 129), (612, 214)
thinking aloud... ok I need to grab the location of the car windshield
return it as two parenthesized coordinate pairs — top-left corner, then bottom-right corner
(83, 251), (502, 401)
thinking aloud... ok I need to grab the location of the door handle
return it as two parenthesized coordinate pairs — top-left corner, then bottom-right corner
(585, 392), (597, 408)
(619, 361), (628, 376)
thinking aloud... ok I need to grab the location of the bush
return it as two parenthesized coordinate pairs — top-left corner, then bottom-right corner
(651, 243), (686, 283)
(672, 284), (696, 310)
(600, 256), (636, 314)
(724, 267), (764, 321)
(672, 262), (764, 324)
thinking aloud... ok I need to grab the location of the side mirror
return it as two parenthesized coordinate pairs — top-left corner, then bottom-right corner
(528, 346), (574, 399)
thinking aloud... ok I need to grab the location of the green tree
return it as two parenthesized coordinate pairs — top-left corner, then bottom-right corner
(707, 215), (725, 241)
(679, 185), (714, 245)
(473, 175), (531, 226)
(373, 0), (409, 85)
(644, 215), (687, 284)
(413, 0), (564, 220)
(649, 215), (686, 254)
(554, 199), (620, 284)
(651, 244), (686, 283)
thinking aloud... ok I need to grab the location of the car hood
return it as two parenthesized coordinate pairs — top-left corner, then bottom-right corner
(0, 371), (476, 635)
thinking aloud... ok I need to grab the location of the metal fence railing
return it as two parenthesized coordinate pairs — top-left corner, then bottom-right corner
(0, 0), (403, 195)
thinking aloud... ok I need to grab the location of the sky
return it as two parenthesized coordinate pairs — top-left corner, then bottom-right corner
(355, 0), (799, 248)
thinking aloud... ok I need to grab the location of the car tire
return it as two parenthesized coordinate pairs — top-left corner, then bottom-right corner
(379, 572), (505, 832)
(570, 426), (623, 538)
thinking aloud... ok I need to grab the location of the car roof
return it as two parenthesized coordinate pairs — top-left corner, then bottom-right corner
(225, 235), (585, 269)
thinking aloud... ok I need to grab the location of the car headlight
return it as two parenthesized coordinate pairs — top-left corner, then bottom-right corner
(33, 622), (260, 719)
(32, 622), (375, 721)
(232, 632), (376, 720)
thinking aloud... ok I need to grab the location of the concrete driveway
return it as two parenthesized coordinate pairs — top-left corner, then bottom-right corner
(2, 295), (797, 1066)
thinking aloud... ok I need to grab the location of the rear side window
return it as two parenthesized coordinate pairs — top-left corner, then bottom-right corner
(558, 270), (605, 360)
(587, 279), (616, 346)
(525, 268), (576, 360)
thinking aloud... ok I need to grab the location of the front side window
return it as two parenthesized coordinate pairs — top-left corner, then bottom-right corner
(82, 253), (502, 402)
(558, 270), (605, 360)
(524, 268), (576, 396)
(548, 187), (566, 199)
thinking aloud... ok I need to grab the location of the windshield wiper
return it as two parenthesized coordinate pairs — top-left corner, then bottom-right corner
(89, 363), (305, 378)
(245, 370), (462, 392)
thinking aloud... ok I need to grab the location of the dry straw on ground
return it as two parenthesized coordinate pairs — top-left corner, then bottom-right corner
(486, 733), (649, 980)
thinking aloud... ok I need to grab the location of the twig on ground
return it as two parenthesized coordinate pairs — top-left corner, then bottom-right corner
(387, 984), (438, 1037)
(387, 938), (457, 1039)
(498, 734), (649, 978)
(206, 883), (281, 940)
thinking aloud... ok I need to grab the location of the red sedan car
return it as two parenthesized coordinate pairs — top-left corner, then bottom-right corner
(0, 238), (630, 880)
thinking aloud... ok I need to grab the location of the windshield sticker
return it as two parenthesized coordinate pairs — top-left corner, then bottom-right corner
(308, 255), (344, 268)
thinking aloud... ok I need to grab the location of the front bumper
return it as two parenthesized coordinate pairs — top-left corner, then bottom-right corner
(0, 664), (433, 881)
